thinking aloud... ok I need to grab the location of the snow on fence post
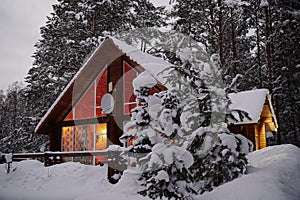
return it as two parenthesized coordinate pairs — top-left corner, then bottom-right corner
(44, 152), (62, 167)
(1, 153), (13, 173)
(0, 152), (6, 164)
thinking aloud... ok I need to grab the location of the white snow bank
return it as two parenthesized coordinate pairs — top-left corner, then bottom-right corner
(1, 144), (299, 200)
(198, 144), (300, 200)
(75, 168), (145, 200)
(0, 161), (111, 200)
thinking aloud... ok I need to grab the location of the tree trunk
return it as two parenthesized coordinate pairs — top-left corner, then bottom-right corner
(209, 0), (216, 51)
(218, 0), (224, 67)
(265, 7), (273, 92)
(230, 8), (238, 76)
(256, 8), (262, 88)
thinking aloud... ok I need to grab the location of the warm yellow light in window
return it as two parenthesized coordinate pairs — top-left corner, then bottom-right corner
(96, 134), (107, 150)
(95, 123), (107, 150)
(96, 123), (107, 134)
(62, 127), (72, 137)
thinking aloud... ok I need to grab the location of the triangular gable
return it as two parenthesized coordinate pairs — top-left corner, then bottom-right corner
(35, 37), (172, 134)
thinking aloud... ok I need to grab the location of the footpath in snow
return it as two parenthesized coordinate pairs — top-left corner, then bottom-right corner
(0, 144), (300, 200)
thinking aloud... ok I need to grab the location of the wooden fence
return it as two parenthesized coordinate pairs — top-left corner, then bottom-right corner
(11, 150), (131, 167)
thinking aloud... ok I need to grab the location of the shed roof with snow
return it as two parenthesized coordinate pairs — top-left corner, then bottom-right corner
(228, 89), (278, 150)
(229, 89), (278, 128)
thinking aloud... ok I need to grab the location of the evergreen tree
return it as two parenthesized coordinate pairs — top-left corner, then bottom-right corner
(169, 0), (253, 91)
(271, 0), (300, 146)
(122, 72), (196, 199)
(188, 127), (251, 194)
(169, 0), (219, 54)
(120, 32), (253, 199)
(138, 143), (195, 199)
(168, 0), (300, 148)
(120, 71), (159, 155)
(0, 89), (6, 139)
(237, 0), (266, 90)
(0, 82), (47, 153)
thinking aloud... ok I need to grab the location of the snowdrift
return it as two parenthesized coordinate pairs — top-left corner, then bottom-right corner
(0, 144), (299, 200)
(199, 144), (300, 200)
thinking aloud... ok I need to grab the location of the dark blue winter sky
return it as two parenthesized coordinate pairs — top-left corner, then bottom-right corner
(0, 0), (169, 92)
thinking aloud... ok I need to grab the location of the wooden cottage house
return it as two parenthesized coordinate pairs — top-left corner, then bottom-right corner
(35, 37), (278, 166)
(35, 36), (170, 165)
(228, 89), (278, 150)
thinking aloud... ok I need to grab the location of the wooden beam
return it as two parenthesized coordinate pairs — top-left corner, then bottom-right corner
(245, 125), (255, 150)
(258, 123), (267, 149)
(261, 105), (273, 118)
(49, 125), (61, 151)
(260, 117), (273, 123)
(61, 116), (110, 127)
(254, 124), (259, 150)
(265, 122), (276, 132)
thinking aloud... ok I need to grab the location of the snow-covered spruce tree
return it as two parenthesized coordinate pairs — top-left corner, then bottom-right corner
(133, 34), (252, 198)
(271, 1), (300, 147)
(170, 52), (252, 194)
(135, 54), (204, 199)
(120, 72), (161, 160)
(138, 143), (195, 199)
(188, 127), (252, 194)
(0, 89), (7, 140)
(120, 71), (195, 199)
(137, 89), (197, 199)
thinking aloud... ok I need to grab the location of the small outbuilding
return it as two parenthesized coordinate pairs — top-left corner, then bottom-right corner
(228, 89), (278, 150)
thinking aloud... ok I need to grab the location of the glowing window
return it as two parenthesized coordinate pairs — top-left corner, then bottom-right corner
(73, 125), (94, 152)
(61, 124), (107, 165)
(95, 123), (107, 164)
(64, 111), (73, 121)
(62, 127), (73, 152)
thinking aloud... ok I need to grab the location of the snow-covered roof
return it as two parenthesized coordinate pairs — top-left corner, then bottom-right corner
(35, 36), (172, 134)
(228, 89), (278, 127)
(110, 37), (172, 83)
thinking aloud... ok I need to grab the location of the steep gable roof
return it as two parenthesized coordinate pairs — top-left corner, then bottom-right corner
(110, 37), (172, 78)
(35, 36), (172, 134)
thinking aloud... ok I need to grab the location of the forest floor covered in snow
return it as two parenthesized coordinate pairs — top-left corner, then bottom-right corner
(0, 144), (300, 200)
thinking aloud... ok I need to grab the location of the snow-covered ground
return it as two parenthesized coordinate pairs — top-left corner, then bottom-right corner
(0, 144), (299, 200)
(199, 144), (300, 200)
